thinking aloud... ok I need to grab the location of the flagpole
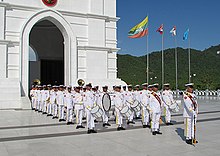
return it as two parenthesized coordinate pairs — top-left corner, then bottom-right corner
(146, 35), (149, 84)
(162, 33), (164, 86)
(174, 35), (178, 92)
(188, 32), (191, 83)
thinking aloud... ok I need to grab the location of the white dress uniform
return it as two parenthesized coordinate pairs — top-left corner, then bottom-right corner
(140, 89), (151, 126)
(149, 91), (163, 132)
(84, 90), (96, 130)
(112, 91), (124, 127)
(30, 89), (36, 109)
(51, 90), (58, 118)
(97, 91), (109, 124)
(74, 92), (84, 126)
(183, 92), (198, 140)
(47, 90), (53, 115)
(36, 89), (42, 111)
(162, 89), (175, 123)
(42, 89), (49, 113)
(57, 90), (65, 120)
(124, 90), (135, 122)
(65, 91), (74, 123)
(134, 90), (141, 117)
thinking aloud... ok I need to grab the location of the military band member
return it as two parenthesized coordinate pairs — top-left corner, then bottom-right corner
(183, 83), (199, 145)
(74, 86), (85, 129)
(124, 85), (135, 124)
(149, 83), (163, 135)
(133, 85), (141, 119)
(36, 86), (42, 112)
(30, 85), (36, 110)
(46, 85), (53, 116)
(42, 85), (49, 114)
(65, 86), (74, 125)
(51, 86), (58, 119)
(113, 85), (126, 131)
(162, 83), (174, 125)
(98, 86), (111, 127)
(140, 83), (151, 128)
(57, 85), (66, 122)
(84, 83), (97, 134)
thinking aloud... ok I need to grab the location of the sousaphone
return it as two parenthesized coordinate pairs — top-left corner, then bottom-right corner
(33, 79), (41, 85)
(77, 79), (85, 86)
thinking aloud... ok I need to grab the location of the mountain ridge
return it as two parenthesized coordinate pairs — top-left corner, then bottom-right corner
(117, 44), (220, 90)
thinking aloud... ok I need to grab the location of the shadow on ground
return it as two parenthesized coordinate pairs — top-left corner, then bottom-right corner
(175, 128), (185, 141)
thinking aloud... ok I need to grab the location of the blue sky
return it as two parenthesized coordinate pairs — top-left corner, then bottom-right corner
(116, 0), (220, 56)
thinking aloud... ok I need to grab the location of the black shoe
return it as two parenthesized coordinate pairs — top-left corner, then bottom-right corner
(152, 131), (156, 135)
(76, 125), (85, 129)
(166, 122), (173, 125)
(82, 117), (86, 120)
(103, 123), (107, 127)
(35, 109), (38, 112)
(146, 125), (151, 128)
(94, 119), (98, 123)
(87, 129), (91, 134)
(106, 123), (111, 126)
(155, 131), (162, 135)
(38, 111), (42, 113)
(52, 116), (58, 119)
(136, 117), (141, 119)
(143, 125), (147, 128)
(130, 121), (135, 124)
(42, 112), (47, 114)
(127, 121), (130, 125)
(80, 125), (85, 128)
(67, 122), (71, 125)
(91, 129), (97, 133)
(59, 119), (62, 122)
(32, 108), (35, 110)
(120, 127), (126, 130)
(186, 139), (192, 145)
(117, 127), (121, 131)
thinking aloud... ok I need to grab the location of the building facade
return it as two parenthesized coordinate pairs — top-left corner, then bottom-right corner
(0, 0), (125, 109)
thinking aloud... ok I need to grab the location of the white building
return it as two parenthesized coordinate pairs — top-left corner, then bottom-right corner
(0, 0), (125, 109)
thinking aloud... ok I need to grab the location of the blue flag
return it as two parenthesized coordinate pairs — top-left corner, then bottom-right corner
(183, 29), (189, 41)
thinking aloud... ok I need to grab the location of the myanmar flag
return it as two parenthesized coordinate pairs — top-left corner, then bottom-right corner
(128, 16), (148, 38)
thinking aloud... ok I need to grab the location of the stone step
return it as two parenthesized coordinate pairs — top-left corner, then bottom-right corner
(0, 100), (21, 109)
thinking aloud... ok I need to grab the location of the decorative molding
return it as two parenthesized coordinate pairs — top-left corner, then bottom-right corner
(78, 46), (120, 53)
(0, 2), (119, 22)
(0, 40), (10, 45)
(0, 40), (20, 47)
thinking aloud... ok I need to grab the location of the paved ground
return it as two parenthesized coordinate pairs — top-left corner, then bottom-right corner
(0, 96), (220, 156)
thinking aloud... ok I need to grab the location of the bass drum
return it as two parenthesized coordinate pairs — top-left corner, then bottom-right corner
(102, 93), (111, 112)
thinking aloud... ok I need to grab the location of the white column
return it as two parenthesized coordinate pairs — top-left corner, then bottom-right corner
(0, 43), (7, 78)
(0, 6), (5, 40)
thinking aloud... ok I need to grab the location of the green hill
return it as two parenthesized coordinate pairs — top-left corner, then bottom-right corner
(117, 44), (220, 90)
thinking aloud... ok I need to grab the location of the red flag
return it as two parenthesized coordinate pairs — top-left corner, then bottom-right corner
(156, 24), (163, 35)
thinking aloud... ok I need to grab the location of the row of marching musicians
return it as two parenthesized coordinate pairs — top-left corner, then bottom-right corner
(30, 82), (198, 144)
(30, 82), (178, 133)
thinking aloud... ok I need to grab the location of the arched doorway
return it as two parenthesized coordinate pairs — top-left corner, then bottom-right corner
(20, 10), (77, 96)
(29, 20), (64, 87)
